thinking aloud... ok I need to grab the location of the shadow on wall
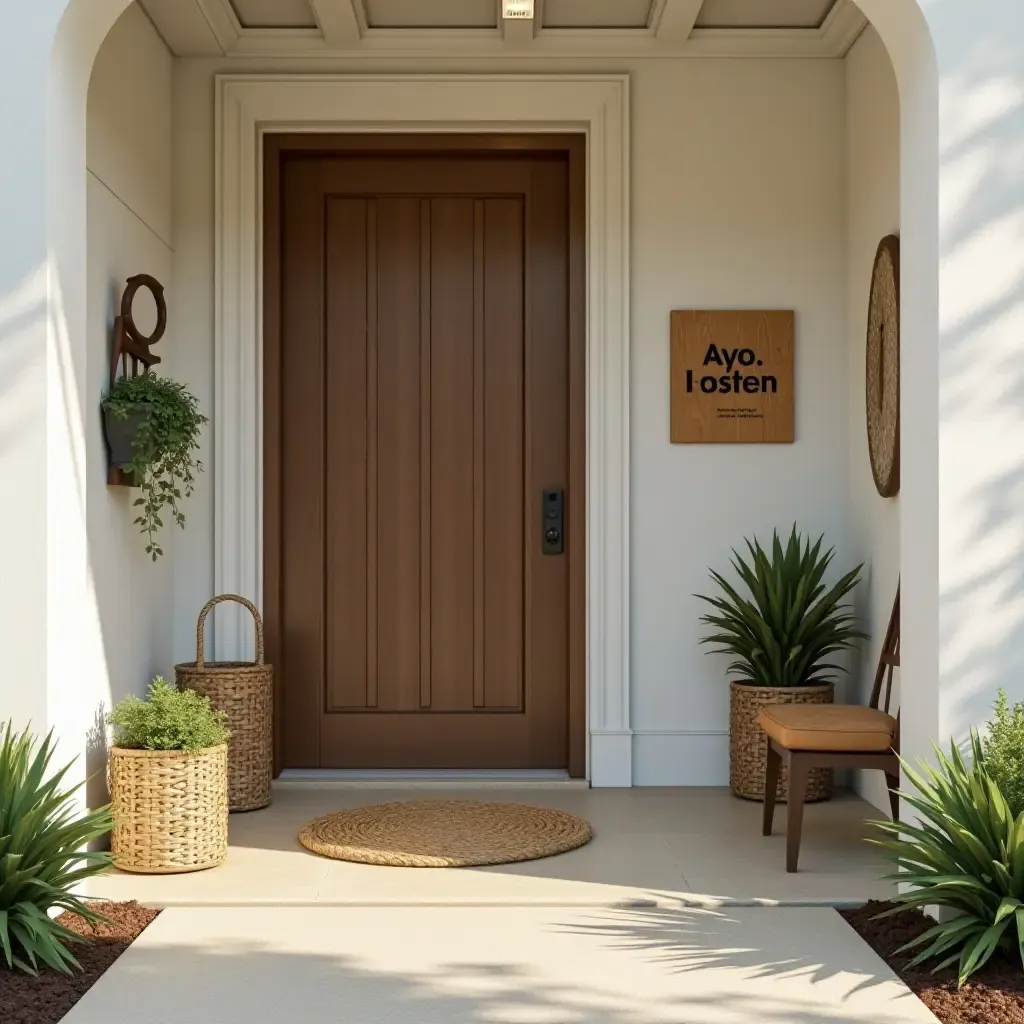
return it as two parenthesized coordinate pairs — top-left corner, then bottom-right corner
(0, 268), (45, 463)
(85, 702), (109, 809)
(928, 3), (1024, 737)
(85, 702), (112, 851)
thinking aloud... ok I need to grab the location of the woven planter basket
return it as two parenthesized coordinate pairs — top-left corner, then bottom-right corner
(730, 681), (835, 803)
(176, 595), (273, 813)
(109, 745), (228, 874)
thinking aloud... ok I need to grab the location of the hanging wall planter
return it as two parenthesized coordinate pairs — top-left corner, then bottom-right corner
(103, 403), (153, 472)
(102, 275), (208, 560)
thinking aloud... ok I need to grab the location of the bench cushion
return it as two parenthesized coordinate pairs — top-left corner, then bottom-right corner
(757, 704), (897, 752)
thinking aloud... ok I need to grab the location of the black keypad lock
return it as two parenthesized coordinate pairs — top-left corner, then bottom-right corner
(542, 489), (565, 555)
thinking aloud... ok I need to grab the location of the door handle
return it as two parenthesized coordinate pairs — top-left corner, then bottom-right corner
(542, 489), (565, 555)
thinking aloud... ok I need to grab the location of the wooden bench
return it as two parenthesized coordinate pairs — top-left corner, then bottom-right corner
(759, 586), (900, 873)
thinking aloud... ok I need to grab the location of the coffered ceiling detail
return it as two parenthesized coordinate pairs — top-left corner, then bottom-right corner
(138, 0), (867, 57)
(363, 0), (498, 29)
(695, 0), (838, 29)
(230, 0), (318, 28)
(544, 0), (656, 30)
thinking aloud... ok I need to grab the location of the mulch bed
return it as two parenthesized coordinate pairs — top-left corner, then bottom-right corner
(0, 902), (160, 1024)
(842, 901), (1024, 1024)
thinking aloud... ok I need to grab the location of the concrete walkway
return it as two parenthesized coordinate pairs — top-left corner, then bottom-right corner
(63, 906), (938, 1023)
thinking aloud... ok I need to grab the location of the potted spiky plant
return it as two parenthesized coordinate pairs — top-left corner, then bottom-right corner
(697, 527), (865, 802)
(0, 722), (113, 975)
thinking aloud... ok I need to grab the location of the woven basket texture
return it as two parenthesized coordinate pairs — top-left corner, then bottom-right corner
(730, 681), (835, 803)
(176, 594), (273, 813)
(109, 745), (228, 874)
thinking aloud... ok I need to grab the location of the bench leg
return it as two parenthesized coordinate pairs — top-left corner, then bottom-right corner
(886, 771), (900, 822)
(786, 755), (809, 873)
(763, 744), (782, 836)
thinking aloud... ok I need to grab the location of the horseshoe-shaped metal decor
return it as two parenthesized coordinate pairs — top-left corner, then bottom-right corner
(109, 274), (167, 389)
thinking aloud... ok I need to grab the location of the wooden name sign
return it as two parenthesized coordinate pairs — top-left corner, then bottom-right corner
(670, 310), (794, 444)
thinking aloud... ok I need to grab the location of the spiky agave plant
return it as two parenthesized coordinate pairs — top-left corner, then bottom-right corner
(696, 526), (865, 688)
(0, 722), (113, 975)
(872, 734), (1024, 989)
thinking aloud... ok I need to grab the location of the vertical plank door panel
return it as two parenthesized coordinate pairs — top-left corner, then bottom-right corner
(325, 198), (370, 712)
(269, 144), (583, 771)
(427, 198), (476, 712)
(375, 198), (425, 714)
(280, 159), (327, 767)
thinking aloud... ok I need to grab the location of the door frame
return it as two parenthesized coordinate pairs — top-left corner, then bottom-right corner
(264, 134), (586, 775)
(214, 74), (632, 785)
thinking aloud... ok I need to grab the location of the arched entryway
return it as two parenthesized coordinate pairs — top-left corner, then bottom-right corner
(5, 0), (953, 796)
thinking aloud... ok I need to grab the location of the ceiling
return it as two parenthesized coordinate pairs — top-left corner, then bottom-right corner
(138, 0), (866, 57)
(695, 0), (837, 29)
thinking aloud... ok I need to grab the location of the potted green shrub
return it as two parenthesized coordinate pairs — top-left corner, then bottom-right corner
(0, 722), (113, 975)
(101, 373), (207, 560)
(108, 678), (230, 875)
(697, 526), (865, 802)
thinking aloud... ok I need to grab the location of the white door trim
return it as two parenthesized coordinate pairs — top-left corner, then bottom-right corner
(214, 73), (632, 785)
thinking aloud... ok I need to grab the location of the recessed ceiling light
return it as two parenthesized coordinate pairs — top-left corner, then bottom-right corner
(503, 0), (535, 19)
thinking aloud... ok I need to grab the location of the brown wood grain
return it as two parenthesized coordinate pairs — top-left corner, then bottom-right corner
(279, 158), (326, 768)
(427, 197), (474, 713)
(670, 310), (795, 444)
(324, 198), (370, 714)
(264, 136), (586, 772)
(262, 137), (283, 774)
(376, 197), (424, 714)
(483, 196), (526, 713)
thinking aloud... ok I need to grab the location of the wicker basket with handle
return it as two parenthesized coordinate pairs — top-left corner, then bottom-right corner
(176, 595), (273, 813)
(730, 681), (834, 803)
(109, 745), (228, 874)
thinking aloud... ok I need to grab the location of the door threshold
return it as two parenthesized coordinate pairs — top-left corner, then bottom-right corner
(275, 769), (590, 790)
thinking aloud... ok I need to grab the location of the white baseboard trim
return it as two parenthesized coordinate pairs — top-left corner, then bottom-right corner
(590, 731), (634, 787)
(632, 729), (729, 787)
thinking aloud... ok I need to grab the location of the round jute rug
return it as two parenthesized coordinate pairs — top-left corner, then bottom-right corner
(297, 800), (593, 867)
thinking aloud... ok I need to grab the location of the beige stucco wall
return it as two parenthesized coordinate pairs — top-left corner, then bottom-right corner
(84, 2), (174, 797)
(845, 24), (902, 810)
(170, 52), (850, 785)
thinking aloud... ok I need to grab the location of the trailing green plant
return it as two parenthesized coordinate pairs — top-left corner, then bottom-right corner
(0, 722), (113, 976)
(102, 373), (207, 560)
(871, 733), (1024, 989)
(108, 678), (229, 752)
(696, 525), (866, 688)
(983, 688), (1024, 818)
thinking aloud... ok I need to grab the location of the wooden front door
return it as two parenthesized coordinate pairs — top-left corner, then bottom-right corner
(264, 137), (585, 773)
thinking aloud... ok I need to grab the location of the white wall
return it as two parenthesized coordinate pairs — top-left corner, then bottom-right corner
(631, 60), (849, 784)
(171, 54), (850, 785)
(85, 2), (174, 801)
(845, 26), (902, 810)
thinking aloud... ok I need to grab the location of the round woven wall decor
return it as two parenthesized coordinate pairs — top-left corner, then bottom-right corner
(866, 234), (901, 497)
(297, 800), (593, 868)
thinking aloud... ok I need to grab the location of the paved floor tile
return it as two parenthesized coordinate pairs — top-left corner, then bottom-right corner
(84, 786), (894, 908)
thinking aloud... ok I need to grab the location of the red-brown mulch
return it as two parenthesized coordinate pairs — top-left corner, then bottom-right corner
(0, 902), (160, 1024)
(841, 901), (1024, 1024)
